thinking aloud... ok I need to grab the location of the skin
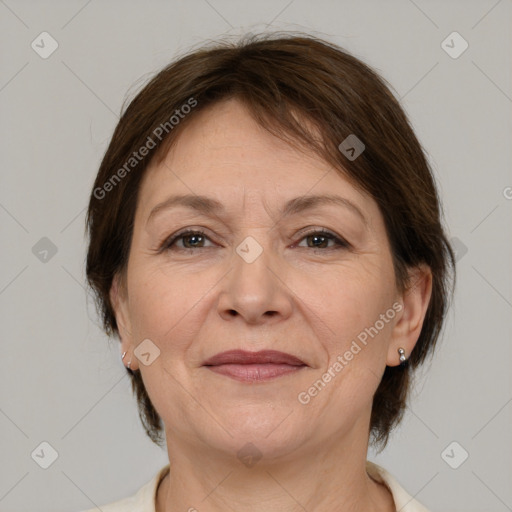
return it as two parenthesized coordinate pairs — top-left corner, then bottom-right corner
(111, 98), (432, 512)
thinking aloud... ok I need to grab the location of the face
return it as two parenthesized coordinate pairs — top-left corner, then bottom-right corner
(112, 99), (428, 461)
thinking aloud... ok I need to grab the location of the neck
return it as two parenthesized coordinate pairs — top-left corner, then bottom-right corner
(156, 416), (394, 512)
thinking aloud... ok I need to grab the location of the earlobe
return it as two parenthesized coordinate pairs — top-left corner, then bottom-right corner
(387, 265), (433, 366)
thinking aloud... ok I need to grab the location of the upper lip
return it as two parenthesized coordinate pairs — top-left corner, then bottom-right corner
(202, 350), (306, 366)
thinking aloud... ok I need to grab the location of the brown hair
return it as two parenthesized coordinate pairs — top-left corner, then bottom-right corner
(86, 33), (455, 450)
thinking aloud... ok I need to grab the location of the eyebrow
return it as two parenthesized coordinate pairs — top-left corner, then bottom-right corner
(147, 193), (367, 226)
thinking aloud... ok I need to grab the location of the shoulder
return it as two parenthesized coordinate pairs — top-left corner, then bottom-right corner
(366, 460), (431, 512)
(78, 465), (170, 512)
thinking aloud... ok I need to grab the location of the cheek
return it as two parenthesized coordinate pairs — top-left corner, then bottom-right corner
(125, 262), (218, 350)
(303, 261), (395, 338)
(125, 263), (173, 333)
(300, 272), (396, 414)
(300, 272), (397, 399)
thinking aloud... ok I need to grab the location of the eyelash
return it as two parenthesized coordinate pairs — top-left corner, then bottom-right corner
(160, 228), (350, 252)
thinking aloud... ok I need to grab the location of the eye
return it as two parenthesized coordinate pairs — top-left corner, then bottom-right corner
(159, 228), (349, 253)
(296, 229), (349, 250)
(161, 230), (215, 251)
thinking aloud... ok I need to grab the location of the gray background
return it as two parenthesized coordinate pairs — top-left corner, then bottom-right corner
(0, 1), (511, 511)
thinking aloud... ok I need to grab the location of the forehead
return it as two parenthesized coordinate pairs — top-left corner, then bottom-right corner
(137, 98), (374, 217)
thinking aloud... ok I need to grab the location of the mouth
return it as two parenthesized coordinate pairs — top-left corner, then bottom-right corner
(202, 349), (307, 382)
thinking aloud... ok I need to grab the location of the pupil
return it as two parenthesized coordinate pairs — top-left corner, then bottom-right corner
(186, 234), (202, 247)
(312, 235), (325, 247)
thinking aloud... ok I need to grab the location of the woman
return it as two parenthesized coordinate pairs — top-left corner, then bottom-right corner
(84, 33), (454, 512)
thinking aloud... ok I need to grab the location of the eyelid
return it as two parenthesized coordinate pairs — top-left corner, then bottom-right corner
(293, 227), (350, 249)
(158, 228), (216, 252)
(159, 226), (351, 252)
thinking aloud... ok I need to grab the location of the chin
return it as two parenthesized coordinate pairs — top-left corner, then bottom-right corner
(195, 407), (307, 459)
(210, 430), (305, 466)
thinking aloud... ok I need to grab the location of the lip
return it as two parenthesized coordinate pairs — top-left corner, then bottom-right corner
(203, 349), (306, 366)
(202, 350), (307, 382)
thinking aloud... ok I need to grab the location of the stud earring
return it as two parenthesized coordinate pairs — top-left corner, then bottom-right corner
(121, 351), (132, 370)
(398, 347), (407, 366)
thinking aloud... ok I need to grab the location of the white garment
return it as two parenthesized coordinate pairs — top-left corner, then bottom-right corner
(80, 461), (430, 512)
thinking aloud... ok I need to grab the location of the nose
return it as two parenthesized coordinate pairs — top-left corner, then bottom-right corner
(217, 240), (293, 325)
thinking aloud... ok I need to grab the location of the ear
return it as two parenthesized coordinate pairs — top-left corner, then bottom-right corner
(387, 265), (433, 366)
(110, 273), (138, 370)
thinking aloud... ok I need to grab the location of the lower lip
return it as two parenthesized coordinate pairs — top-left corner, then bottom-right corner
(205, 363), (305, 382)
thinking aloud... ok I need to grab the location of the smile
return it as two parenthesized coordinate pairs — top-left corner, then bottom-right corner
(202, 350), (307, 382)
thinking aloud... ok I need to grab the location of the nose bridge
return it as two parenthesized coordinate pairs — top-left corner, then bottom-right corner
(217, 233), (292, 323)
(234, 234), (273, 287)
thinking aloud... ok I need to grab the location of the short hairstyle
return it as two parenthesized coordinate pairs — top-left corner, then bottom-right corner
(86, 33), (455, 450)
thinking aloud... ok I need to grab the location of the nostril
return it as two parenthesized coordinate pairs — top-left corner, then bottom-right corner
(228, 310), (238, 316)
